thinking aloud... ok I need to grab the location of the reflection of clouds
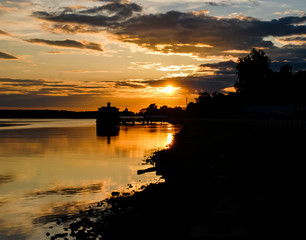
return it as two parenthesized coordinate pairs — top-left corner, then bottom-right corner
(0, 119), (94, 130)
(32, 200), (90, 225)
(0, 230), (27, 240)
(0, 122), (181, 239)
(0, 175), (15, 184)
(27, 183), (103, 197)
(0, 198), (8, 207)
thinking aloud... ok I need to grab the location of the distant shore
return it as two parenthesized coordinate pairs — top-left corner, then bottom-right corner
(49, 119), (306, 239)
(0, 110), (97, 119)
(0, 122), (29, 127)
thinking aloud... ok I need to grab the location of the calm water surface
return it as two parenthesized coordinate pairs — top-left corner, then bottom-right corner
(0, 119), (180, 240)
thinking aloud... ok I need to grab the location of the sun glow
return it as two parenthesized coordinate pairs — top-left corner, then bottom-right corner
(161, 86), (176, 94)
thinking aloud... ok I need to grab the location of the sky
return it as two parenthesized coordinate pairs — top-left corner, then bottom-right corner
(1, 0), (306, 111)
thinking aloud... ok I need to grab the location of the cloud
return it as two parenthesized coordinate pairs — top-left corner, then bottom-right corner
(0, 51), (17, 59)
(33, 0), (142, 27)
(25, 39), (104, 51)
(267, 44), (306, 64)
(0, 28), (104, 53)
(204, 1), (228, 6)
(199, 60), (236, 75)
(62, 70), (110, 73)
(45, 23), (101, 34)
(62, 5), (87, 13)
(200, 0), (259, 6)
(33, 3), (306, 61)
(115, 80), (146, 88)
(128, 62), (161, 69)
(140, 74), (235, 93)
(274, 10), (305, 16)
(112, 12), (306, 57)
(42, 50), (65, 54)
(162, 74), (236, 93)
(0, 30), (10, 35)
(18, 0), (306, 96)
(188, 10), (210, 16)
(0, 78), (53, 86)
(275, 35), (306, 45)
(80, 1), (142, 16)
(5, 1), (35, 7)
(157, 64), (197, 72)
(115, 60), (237, 93)
(0, 78), (109, 96)
(0, 3), (17, 12)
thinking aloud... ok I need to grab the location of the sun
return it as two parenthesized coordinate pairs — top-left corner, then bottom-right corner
(161, 85), (175, 94)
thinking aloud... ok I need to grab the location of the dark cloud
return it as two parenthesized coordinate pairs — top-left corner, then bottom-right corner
(113, 12), (306, 56)
(203, 0), (259, 6)
(285, 36), (306, 41)
(115, 60), (237, 93)
(80, 2), (142, 17)
(199, 60), (236, 75)
(0, 51), (17, 59)
(33, 0), (142, 27)
(0, 78), (47, 85)
(33, 11), (113, 27)
(0, 78), (109, 96)
(142, 73), (236, 93)
(205, 1), (228, 6)
(33, 4), (306, 60)
(271, 60), (306, 72)
(25, 39), (103, 51)
(27, 1), (306, 95)
(115, 81), (146, 88)
(248, 0), (260, 5)
(179, 75), (236, 92)
(266, 44), (306, 63)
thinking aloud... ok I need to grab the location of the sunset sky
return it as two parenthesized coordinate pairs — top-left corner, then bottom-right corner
(1, 0), (306, 111)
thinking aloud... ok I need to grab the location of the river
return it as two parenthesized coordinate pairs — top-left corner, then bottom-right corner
(0, 119), (180, 240)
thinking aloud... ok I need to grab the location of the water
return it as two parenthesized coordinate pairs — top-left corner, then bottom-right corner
(0, 119), (180, 240)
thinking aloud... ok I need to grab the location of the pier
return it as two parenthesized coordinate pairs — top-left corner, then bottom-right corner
(96, 103), (169, 126)
(119, 115), (168, 125)
(96, 103), (169, 136)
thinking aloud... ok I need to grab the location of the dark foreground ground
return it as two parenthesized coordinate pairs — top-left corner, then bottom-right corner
(50, 119), (306, 239)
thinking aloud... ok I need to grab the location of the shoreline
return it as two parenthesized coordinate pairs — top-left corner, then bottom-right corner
(49, 119), (306, 239)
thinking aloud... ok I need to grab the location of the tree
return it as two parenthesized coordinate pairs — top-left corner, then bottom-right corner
(196, 92), (212, 104)
(144, 103), (158, 115)
(234, 48), (271, 100)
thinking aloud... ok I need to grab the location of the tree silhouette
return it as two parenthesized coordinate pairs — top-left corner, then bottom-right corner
(187, 48), (306, 118)
(234, 48), (271, 101)
(139, 103), (184, 117)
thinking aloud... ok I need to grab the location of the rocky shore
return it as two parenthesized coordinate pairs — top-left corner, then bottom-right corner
(49, 119), (306, 239)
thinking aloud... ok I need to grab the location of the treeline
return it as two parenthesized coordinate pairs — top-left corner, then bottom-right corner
(187, 92), (242, 118)
(0, 110), (97, 119)
(138, 103), (185, 117)
(187, 48), (306, 118)
(235, 48), (306, 105)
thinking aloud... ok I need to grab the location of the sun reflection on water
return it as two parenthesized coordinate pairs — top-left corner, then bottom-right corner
(166, 132), (174, 147)
(0, 120), (181, 240)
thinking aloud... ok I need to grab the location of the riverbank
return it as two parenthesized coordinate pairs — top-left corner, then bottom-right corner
(50, 119), (306, 239)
